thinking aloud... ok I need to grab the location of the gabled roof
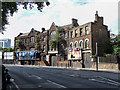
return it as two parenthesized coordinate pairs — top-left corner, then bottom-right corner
(20, 33), (29, 37)
(28, 28), (40, 36)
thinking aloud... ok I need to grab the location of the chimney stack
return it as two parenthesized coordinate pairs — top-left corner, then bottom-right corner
(72, 18), (79, 27)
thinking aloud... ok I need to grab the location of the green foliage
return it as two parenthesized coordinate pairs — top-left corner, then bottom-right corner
(0, 47), (3, 51)
(16, 40), (25, 50)
(56, 27), (64, 33)
(104, 37), (120, 55)
(49, 26), (67, 54)
(113, 37), (120, 55)
(49, 40), (57, 49)
(35, 43), (40, 50)
(1, 1), (50, 33)
(35, 36), (39, 42)
(0, 47), (14, 52)
(7, 48), (14, 52)
(104, 39), (114, 54)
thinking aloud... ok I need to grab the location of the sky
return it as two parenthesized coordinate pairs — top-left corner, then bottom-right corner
(0, 0), (119, 47)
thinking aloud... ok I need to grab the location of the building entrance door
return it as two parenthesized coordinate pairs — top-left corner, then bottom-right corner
(51, 55), (56, 66)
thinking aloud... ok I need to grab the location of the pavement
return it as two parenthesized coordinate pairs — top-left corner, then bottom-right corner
(5, 64), (120, 74)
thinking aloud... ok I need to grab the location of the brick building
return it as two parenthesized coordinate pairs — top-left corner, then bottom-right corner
(14, 11), (110, 68)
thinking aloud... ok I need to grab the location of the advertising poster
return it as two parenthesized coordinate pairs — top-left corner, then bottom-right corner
(4, 52), (14, 59)
(68, 48), (82, 60)
(18, 51), (35, 60)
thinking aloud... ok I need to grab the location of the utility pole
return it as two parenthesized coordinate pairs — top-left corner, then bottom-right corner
(96, 42), (98, 71)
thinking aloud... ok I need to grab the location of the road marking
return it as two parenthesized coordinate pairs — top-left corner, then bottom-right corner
(98, 76), (120, 85)
(31, 75), (42, 79)
(89, 78), (120, 86)
(10, 79), (20, 90)
(47, 80), (67, 88)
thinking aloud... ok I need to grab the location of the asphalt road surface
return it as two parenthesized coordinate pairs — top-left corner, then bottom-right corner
(5, 65), (120, 89)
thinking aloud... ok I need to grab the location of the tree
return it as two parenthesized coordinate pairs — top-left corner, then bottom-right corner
(104, 39), (114, 54)
(0, 47), (2, 51)
(35, 43), (40, 50)
(113, 37), (120, 55)
(16, 39), (25, 50)
(0, 1), (50, 33)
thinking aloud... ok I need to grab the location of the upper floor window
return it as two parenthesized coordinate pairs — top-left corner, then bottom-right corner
(40, 38), (41, 42)
(30, 37), (35, 43)
(80, 41), (83, 49)
(43, 45), (46, 52)
(70, 42), (73, 49)
(75, 29), (77, 37)
(85, 39), (89, 49)
(65, 33), (67, 38)
(75, 41), (78, 48)
(85, 26), (89, 35)
(50, 31), (56, 40)
(25, 39), (27, 43)
(80, 28), (82, 36)
(71, 31), (73, 38)
(43, 37), (46, 42)
(21, 39), (24, 43)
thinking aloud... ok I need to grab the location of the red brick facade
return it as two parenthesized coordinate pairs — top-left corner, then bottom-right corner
(14, 12), (110, 68)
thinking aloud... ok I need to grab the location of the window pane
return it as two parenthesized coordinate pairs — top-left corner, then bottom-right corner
(85, 26), (89, 35)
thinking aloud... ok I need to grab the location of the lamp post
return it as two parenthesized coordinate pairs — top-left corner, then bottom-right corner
(96, 42), (98, 71)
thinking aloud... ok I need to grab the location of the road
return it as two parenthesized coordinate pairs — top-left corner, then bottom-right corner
(5, 65), (120, 89)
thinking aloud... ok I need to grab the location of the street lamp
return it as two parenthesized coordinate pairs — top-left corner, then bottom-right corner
(96, 42), (98, 71)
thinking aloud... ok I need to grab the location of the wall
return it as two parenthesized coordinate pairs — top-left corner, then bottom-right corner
(92, 62), (118, 70)
(92, 55), (120, 70)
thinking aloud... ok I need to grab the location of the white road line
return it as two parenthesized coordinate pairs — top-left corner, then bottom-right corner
(31, 75), (42, 79)
(47, 80), (67, 88)
(89, 78), (119, 86)
(98, 76), (120, 85)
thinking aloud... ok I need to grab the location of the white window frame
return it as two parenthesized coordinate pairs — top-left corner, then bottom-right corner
(85, 26), (89, 35)
(74, 41), (78, 48)
(30, 36), (35, 43)
(85, 38), (89, 49)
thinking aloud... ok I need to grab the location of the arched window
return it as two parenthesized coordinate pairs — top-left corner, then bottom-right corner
(75, 41), (78, 48)
(85, 39), (89, 49)
(70, 42), (73, 49)
(79, 40), (83, 49)
(50, 31), (56, 40)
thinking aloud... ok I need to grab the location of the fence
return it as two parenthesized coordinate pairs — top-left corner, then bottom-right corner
(2, 59), (14, 64)
(92, 55), (120, 70)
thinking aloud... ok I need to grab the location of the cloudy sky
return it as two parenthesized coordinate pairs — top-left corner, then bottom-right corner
(0, 0), (119, 47)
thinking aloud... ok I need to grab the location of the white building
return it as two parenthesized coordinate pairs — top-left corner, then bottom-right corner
(0, 39), (11, 48)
